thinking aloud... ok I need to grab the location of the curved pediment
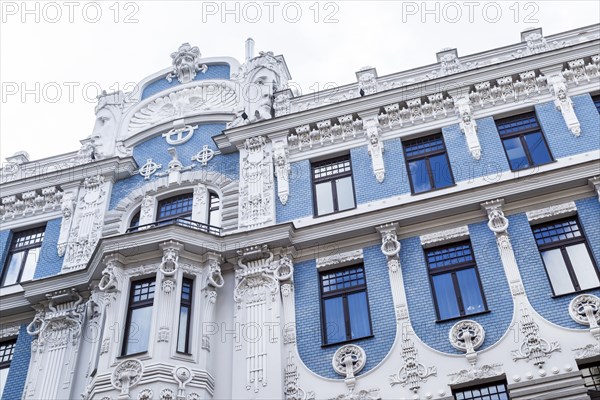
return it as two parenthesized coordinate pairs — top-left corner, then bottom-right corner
(124, 80), (240, 136)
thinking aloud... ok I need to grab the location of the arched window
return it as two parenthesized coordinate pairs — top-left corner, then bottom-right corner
(129, 211), (141, 231)
(207, 191), (221, 228)
(157, 193), (193, 222)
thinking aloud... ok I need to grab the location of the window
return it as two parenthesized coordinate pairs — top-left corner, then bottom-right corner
(129, 211), (141, 231)
(593, 95), (600, 114)
(207, 192), (221, 228)
(157, 193), (193, 221)
(312, 156), (356, 216)
(123, 279), (156, 355)
(320, 265), (372, 345)
(532, 217), (599, 296)
(0, 339), (16, 393)
(495, 112), (553, 171)
(177, 279), (193, 354)
(453, 380), (510, 400)
(580, 361), (600, 399)
(403, 134), (454, 194)
(1, 227), (45, 287)
(426, 241), (487, 320)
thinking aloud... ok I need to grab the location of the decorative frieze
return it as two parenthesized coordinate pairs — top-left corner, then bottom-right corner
(329, 388), (381, 400)
(469, 70), (548, 108)
(526, 201), (577, 222)
(437, 48), (461, 76)
(0, 325), (20, 339)
(356, 67), (378, 96)
(562, 55), (600, 84)
(288, 115), (363, 151)
(316, 249), (364, 270)
(378, 93), (454, 128)
(0, 186), (63, 221)
(420, 226), (469, 247)
(449, 364), (503, 385)
(239, 136), (275, 228)
(511, 305), (560, 367)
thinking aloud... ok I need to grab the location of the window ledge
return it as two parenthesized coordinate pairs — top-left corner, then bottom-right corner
(410, 183), (458, 196)
(321, 334), (374, 348)
(550, 287), (600, 299)
(435, 310), (491, 324)
(0, 284), (24, 297)
(509, 159), (556, 173)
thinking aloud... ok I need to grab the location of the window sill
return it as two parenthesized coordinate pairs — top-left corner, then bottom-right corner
(0, 284), (24, 297)
(313, 206), (357, 219)
(410, 183), (457, 196)
(435, 310), (491, 324)
(321, 334), (374, 348)
(550, 286), (600, 299)
(509, 159), (556, 172)
(117, 351), (149, 359)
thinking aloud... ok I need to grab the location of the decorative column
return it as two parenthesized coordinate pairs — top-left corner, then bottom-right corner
(97, 254), (124, 368)
(482, 200), (526, 297)
(201, 252), (224, 353)
(231, 245), (289, 399)
(376, 223), (406, 321)
(548, 73), (581, 136)
(62, 175), (111, 271)
(364, 117), (385, 183)
(238, 137), (275, 229)
(272, 139), (291, 205)
(155, 241), (183, 346)
(454, 96), (481, 160)
(57, 183), (78, 256)
(24, 290), (86, 400)
(191, 183), (208, 223)
(138, 194), (156, 226)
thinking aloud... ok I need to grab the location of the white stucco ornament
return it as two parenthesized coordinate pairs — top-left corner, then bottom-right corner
(166, 43), (208, 84)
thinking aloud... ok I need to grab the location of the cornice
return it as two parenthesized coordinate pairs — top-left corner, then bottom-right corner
(0, 157), (138, 197)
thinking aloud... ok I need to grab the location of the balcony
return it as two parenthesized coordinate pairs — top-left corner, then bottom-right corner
(126, 217), (222, 236)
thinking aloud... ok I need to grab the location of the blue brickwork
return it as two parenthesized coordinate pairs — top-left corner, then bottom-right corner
(141, 64), (231, 100)
(275, 159), (313, 223)
(33, 218), (64, 279)
(294, 245), (396, 379)
(509, 200), (600, 329)
(0, 230), (12, 278)
(535, 94), (600, 159)
(110, 123), (239, 209)
(1, 325), (31, 400)
(442, 117), (511, 185)
(351, 139), (411, 205)
(403, 220), (513, 354)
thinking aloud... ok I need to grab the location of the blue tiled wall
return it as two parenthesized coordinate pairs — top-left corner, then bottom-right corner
(351, 139), (411, 204)
(275, 160), (313, 223)
(510, 199), (600, 329)
(1, 325), (31, 400)
(403, 220), (513, 354)
(0, 230), (12, 277)
(110, 123), (238, 209)
(33, 218), (64, 279)
(294, 245), (396, 378)
(535, 94), (600, 159)
(443, 117), (511, 184)
(141, 64), (231, 100)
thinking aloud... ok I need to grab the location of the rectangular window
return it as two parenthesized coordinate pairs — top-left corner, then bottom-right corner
(123, 279), (156, 356)
(453, 381), (510, 400)
(426, 241), (487, 320)
(207, 192), (221, 228)
(580, 361), (600, 398)
(177, 278), (193, 354)
(593, 95), (600, 114)
(157, 193), (193, 221)
(312, 156), (356, 216)
(495, 112), (553, 171)
(320, 265), (372, 345)
(1, 227), (45, 287)
(403, 134), (454, 194)
(0, 339), (16, 393)
(532, 217), (599, 296)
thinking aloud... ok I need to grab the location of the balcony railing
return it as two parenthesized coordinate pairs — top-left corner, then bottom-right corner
(126, 217), (222, 236)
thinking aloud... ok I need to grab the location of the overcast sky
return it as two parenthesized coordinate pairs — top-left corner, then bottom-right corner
(1, 0), (599, 162)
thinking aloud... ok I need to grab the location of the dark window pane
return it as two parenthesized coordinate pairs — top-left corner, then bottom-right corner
(335, 176), (355, 211)
(426, 243), (473, 269)
(0, 340), (16, 363)
(157, 193), (194, 220)
(409, 159), (432, 193)
(496, 113), (540, 136)
(347, 291), (371, 339)
(321, 267), (366, 293)
(429, 154), (454, 189)
(456, 268), (485, 315)
(404, 135), (445, 158)
(124, 306), (153, 355)
(453, 382), (510, 400)
(532, 218), (581, 246)
(502, 137), (530, 170)
(523, 132), (552, 165)
(324, 297), (345, 343)
(315, 181), (334, 215)
(432, 273), (460, 320)
(593, 95), (600, 114)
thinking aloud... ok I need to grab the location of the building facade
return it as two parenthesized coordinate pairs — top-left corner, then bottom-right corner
(1, 25), (600, 400)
